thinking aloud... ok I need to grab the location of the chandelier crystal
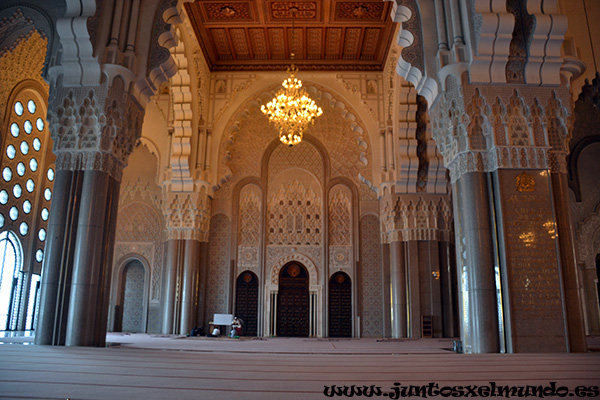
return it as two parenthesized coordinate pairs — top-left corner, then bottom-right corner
(261, 61), (323, 146)
(261, 8), (322, 147)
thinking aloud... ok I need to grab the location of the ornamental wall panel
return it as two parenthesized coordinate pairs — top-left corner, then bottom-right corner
(205, 213), (231, 326)
(359, 214), (383, 337)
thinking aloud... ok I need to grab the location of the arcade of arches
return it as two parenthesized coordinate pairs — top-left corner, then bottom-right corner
(0, 0), (599, 354)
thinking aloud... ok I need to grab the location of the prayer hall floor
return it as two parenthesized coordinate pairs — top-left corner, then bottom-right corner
(0, 333), (598, 400)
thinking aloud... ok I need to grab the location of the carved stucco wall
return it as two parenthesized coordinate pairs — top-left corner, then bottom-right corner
(237, 183), (262, 277)
(205, 213), (231, 326)
(359, 214), (383, 337)
(215, 87), (375, 201)
(113, 145), (164, 332)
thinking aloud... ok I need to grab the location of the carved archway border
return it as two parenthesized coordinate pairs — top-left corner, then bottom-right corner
(390, 0), (438, 107)
(270, 252), (319, 287)
(578, 212), (600, 268)
(217, 83), (371, 189)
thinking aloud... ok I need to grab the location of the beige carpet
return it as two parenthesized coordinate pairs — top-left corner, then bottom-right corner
(0, 333), (598, 400)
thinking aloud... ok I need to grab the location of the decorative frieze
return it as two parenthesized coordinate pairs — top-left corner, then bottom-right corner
(48, 81), (144, 182)
(163, 188), (211, 241)
(380, 194), (452, 243)
(431, 85), (572, 181)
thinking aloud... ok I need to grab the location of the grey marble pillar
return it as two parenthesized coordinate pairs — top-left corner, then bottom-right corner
(65, 170), (118, 347)
(35, 170), (79, 345)
(381, 243), (391, 337)
(389, 240), (407, 338)
(180, 239), (200, 335)
(406, 241), (421, 338)
(458, 172), (499, 353)
(440, 241), (458, 338)
(196, 242), (209, 330)
(551, 172), (587, 352)
(162, 239), (180, 334)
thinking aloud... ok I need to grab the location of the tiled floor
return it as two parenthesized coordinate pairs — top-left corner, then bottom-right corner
(0, 333), (598, 400)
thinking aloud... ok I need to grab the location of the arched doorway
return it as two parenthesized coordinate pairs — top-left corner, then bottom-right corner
(120, 260), (146, 333)
(235, 271), (258, 336)
(328, 272), (352, 337)
(277, 262), (309, 337)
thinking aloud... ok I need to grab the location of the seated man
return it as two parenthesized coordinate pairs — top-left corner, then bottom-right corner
(208, 326), (220, 337)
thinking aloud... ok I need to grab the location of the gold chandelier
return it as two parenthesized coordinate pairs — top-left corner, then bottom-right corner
(261, 8), (323, 146)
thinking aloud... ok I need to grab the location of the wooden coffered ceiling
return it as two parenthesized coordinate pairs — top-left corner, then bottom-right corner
(184, 0), (396, 71)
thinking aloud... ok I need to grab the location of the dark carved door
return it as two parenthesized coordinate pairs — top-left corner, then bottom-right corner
(328, 272), (352, 337)
(277, 263), (309, 337)
(235, 271), (258, 336)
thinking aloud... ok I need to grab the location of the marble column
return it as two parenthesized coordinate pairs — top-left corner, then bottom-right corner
(457, 172), (499, 353)
(551, 172), (587, 352)
(381, 243), (392, 338)
(65, 170), (120, 347)
(35, 170), (80, 345)
(180, 239), (201, 335)
(196, 241), (209, 331)
(162, 239), (181, 334)
(389, 240), (407, 338)
(439, 241), (458, 338)
(406, 241), (421, 338)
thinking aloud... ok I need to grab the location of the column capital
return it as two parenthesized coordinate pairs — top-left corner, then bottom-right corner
(48, 81), (144, 182)
(379, 193), (453, 244)
(162, 187), (211, 242)
(431, 83), (573, 182)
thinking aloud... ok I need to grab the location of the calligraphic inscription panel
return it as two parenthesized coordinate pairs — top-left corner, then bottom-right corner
(496, 170), (566, 352)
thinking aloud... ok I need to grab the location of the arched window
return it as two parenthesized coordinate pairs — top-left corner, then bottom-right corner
(1, 85), (54, 330)
(0, 231), (23, 330)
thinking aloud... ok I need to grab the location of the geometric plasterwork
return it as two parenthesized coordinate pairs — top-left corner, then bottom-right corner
(328, 185), (352, 274)
(0, 30), (48, 124)
(269, 250), (319, 287)
(359, 214), (383, 337)
(576, 211), (600, 270)
(216, 85), (375, 200)
(114, 200), (164, 301)
(380, 194), (453, 243)
(267, 179), (322, 246)
(162, 187), (211, 241)
(430, 84), (572, 182)
(47, 79), (144, 182)
(237, 184), (262, 275)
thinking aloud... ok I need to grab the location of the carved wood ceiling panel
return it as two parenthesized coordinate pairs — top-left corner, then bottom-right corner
(185, 0), (395, 71)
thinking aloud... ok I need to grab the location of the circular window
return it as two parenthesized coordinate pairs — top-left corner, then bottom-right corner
(29, 158), (38, 172)
(13, 184), (22, 199)
(44, 188), (52, 201)
(10, 123), (20, 137)
(14, 101), (24, 116)
(23, 200), (32, 214)
(3, 167), (13, 182)
(20, 141), (29, 155)
(38, 228), (47, 242)
(26, 179), (35, 193)
(16, 162), (26, 176)
(19, 221), (29, 236)
(24, 120), (33, 134)
(47, 168), (55, 182)
(35, 249), (44, 262)
(0, 190), (8, 205)
(32, 138), (41, 152)
(36, 117), (44, 131)
(9, 206), (18, 221)
(0, 213), (4, 229)
(41, 207), (49, 221)
(27, 100), (36, 114)
(6, 145), (16, 159)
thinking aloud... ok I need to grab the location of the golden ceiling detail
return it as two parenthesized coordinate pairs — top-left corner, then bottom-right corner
(185, 0), (395, 71)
